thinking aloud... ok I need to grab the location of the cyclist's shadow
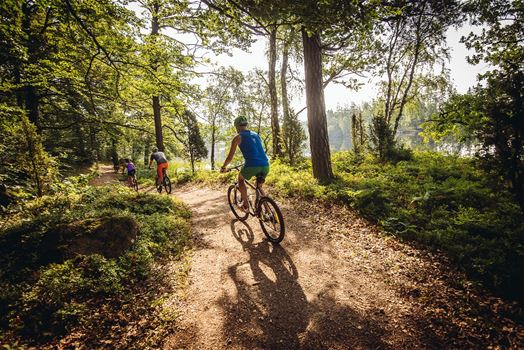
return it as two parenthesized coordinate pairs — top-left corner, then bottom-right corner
(221, 219), (309, 349)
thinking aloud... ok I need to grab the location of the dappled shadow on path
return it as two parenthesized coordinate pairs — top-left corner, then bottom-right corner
(174, 186), (228, 229)
(219, 220), (391, 349)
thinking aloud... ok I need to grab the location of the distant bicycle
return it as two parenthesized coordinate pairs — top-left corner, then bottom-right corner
(226, 164), (285, 243)
(128, 173), (138, 192)
(157, 168), (172, 194)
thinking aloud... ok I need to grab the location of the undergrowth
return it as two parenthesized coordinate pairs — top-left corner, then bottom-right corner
(0, 183), (190, 343)
(172, 151), (524, 303)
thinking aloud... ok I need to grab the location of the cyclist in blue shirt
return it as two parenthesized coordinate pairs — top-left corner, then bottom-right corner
(221, 116), (269, 212)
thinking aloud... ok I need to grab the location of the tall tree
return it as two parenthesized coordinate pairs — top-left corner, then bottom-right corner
(425, 0), (524, 210)
(268, 25), (282, 157)
(203, 67), (244, 170)
(280, 26), (305, 164)
(301, 29), (333, 181)
(379, 0), (461, 138)
(169, 109), (208, 174)
(0, 0), (138, 166)
(150, 1), (164, 151)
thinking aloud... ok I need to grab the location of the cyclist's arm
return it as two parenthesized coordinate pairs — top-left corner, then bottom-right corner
(221, 135), (240, 170)
(148, 154), (154, 168)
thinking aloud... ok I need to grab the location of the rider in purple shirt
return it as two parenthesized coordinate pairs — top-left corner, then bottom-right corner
(125, 159), (136, 187)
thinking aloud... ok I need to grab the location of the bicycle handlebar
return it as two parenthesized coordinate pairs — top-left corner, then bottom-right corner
(224, 164), (244, 172)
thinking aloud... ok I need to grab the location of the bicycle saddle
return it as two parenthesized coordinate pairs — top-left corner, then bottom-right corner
(256, 173), (266, 184)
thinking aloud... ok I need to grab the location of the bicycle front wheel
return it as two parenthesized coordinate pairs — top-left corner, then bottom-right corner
(228, 184), (248, 221)
(163, 176), (172, 194)
(132, 177), (139, 192)
(258, 196), (285, 243)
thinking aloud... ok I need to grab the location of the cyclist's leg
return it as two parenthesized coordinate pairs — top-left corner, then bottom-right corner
(128, 169), (136, 187)
(156, 164), (163, 186)
(256, 179), (266, 196)
(162, 162), (169, 179)
(255, 166), (269, 196)
(237, 172), (249, 210)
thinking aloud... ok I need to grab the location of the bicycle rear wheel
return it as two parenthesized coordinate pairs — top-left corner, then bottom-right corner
(258, 196), (285, 243)
(132, 177), (139, 192)
(163, 175), (172, 194)
(228, 184), (248, 221)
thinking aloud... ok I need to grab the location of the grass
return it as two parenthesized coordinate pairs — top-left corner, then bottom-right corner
(0, 182), (191, 343)
(172, 151), (524, 303)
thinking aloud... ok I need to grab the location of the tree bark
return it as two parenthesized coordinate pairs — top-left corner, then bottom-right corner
(152, 95), (164, 151)
(301, 28), (333, 183)
(280, 28), (292, 163)
(110, 137), (119, 167)
(144, 138), (151, 166)
(268, 26), (282, 158)
(89, 124), (99, 163)
(151, 2), (164, 151)
(210, 119), (216, 170)
(21, 2), (42, 133)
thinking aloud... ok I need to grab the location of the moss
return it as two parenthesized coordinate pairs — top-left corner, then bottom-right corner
(0, 185), (190, 340)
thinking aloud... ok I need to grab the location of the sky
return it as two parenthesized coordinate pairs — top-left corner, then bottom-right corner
(210, 25), (490, 112)
(127, 2), (489, 114)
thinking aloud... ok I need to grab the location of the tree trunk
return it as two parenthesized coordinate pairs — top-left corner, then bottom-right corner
(301, 28), (333, 183)
(268, 26), (282, 158)
(210, 120), (216, 170)
(190, 150), (195, 174)
(151, 2), (164, 151)
(22, 2), (42, 133)
(280, 28), (292, 163)
(89, 125), (99, 163)
(144, 138), (151, 166)
(110, 138), (119, 168)
(152, 95), (164, 151)
(351, 113), (358, 154)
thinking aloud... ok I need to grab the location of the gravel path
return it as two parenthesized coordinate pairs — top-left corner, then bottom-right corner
(89, 165), (523, 349)
(164, 186), (446, 349)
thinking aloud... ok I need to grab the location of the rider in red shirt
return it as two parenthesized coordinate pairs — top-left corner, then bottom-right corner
(148, 147), (169, 188)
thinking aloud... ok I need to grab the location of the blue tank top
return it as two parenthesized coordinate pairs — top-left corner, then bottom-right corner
(238, 130), (269, 167)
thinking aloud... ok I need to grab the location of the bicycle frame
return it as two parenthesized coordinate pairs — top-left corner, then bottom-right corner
(238, 178), (264, 216)
(155, 168), (169, 184)
(229, 165), (264, 216)
(226, 165), (285, 243)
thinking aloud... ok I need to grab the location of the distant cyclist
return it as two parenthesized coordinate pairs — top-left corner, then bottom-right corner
(221, 116), (269, 212)
(148, 147), (169, 189)
(124, 159), (136, 187)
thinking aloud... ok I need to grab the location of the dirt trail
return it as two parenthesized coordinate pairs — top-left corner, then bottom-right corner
(89, 164), (121, 186)
(164, 185), (471, 350)
(88, 166), (522, 349)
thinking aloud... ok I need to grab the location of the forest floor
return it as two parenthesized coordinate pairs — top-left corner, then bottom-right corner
(93, 165), (523, 349)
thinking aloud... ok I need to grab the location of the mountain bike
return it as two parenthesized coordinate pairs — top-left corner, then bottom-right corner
(128, 173), (139, 192)
(156, 168), (172, 194)
(226, 164), (285, 243)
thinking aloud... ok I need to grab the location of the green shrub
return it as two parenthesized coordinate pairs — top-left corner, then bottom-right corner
(0, 185), (190, 340)
(185, 150), (524, 302)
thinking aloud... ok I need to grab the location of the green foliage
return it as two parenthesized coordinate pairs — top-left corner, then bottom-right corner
(282, 108), (306, 165)
(423, 0), (524, 211)
(184, 152), (524, 302)
(0, 185), (190, 339)
(0, 112), (57, 196)
(175, 110), (208, 174)
(369, 115), (413, 163)
(423, 67), (524, 211)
